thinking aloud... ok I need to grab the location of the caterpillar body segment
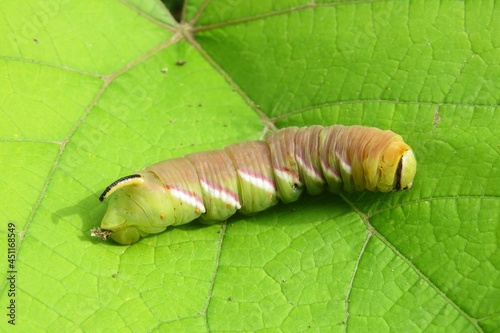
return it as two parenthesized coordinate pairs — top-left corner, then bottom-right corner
(93, 125), (416, 245)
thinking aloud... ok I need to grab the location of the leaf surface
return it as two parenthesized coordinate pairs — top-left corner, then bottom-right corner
(1, 0), (498, 332)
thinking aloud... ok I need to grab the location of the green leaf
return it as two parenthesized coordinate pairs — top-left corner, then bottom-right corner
(1, 0), (498, 332)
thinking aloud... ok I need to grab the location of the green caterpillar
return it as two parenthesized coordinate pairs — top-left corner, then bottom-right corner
(92, 125), (416, 245)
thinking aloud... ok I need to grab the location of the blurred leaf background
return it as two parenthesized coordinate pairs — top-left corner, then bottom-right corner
(0, 0), (498, 331)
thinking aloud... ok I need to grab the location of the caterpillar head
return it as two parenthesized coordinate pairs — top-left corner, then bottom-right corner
(377, 141), (417, 192)
(92, 173), (172, 245)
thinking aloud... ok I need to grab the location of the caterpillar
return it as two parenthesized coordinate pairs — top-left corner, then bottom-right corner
(91, 125), (416, 245)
